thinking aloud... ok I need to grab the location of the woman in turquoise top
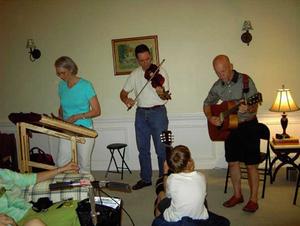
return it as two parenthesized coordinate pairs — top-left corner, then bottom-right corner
(54, 56), (101, 174)
(0, 162), (78, 226)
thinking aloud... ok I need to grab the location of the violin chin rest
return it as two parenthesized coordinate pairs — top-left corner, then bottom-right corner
(158, 90), (171, 100)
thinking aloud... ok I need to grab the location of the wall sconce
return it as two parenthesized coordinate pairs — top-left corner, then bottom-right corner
(241, 20), (253, 46)
(26, 39), (41, 62)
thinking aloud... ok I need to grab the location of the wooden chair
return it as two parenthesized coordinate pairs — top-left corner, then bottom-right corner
(224, 123), (272, 198)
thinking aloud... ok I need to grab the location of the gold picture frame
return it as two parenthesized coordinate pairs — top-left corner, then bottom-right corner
(111, 35), (159, 76)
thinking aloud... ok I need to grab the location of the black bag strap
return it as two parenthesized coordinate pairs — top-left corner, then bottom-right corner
(30, 147), (45, 155)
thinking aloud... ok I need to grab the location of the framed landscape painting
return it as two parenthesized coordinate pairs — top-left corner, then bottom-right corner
(111, 35), (159, 75)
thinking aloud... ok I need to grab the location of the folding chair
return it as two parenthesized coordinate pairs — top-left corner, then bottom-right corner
(224, 123), (272, 198)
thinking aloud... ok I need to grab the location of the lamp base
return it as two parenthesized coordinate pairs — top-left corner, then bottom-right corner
(275, 133), (290, 139)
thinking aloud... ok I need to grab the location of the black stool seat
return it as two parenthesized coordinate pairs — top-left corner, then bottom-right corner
(105, 143), (132, 180)
(107, 143), (127, 149)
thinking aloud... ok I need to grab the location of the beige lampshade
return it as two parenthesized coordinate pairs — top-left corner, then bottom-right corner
(269, 85), (300, 113)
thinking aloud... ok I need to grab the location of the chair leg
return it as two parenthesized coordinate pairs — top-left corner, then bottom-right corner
(224, 166), (230, 193)
(105, 149), (120, 178)
(122, 157), (132, 174)
(268, 159), (273, 184)
(120, 148), (124, 180)
(261, 159), (268, 199)
(111, 151), (120, 173)
(117, 148), (132, 180)
(293, 170), (300, 205)
(105, 151), (114, 177)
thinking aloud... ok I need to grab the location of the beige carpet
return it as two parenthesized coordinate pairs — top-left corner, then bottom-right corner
(92, 169), (300, 226)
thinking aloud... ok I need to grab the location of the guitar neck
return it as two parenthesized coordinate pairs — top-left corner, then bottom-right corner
(165, 144), (173, 151)
(160, 130), (174, 160)
(222, 93), (261, 119)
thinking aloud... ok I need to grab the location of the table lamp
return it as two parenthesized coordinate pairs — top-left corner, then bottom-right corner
(269, 85), (299, 139)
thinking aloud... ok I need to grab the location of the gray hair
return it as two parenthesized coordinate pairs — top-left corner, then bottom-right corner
(54, 56), (78, 75)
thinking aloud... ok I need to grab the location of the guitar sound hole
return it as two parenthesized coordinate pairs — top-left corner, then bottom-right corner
(217, 123), (223, 130)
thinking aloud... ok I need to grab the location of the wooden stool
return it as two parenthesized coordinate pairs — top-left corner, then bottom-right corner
(105, 143), (132, 180)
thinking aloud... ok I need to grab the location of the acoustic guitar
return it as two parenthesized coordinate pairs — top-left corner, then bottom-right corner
(154, 130), (174, 216)
(155, 130), (174, 196)
(160, 130), (174, 159)
(207, 92), (262, 141)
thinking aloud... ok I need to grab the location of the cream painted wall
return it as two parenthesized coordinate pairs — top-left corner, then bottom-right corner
(0, 0), (300, 121)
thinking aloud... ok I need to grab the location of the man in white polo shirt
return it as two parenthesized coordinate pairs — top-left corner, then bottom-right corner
(120, 44), (170, 190)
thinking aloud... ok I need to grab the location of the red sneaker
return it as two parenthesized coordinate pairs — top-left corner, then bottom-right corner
(243, 200), (259, 212)
(223, 195), (244, 207)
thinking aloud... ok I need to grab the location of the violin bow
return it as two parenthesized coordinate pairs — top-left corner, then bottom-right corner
(127, 59), (166, 111)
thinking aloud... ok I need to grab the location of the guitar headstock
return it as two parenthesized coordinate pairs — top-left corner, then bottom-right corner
(247, 92), (263, 105)
(160, 130), (174, 146)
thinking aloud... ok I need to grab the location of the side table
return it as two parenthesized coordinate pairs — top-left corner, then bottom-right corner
(270, 141), (300, 204)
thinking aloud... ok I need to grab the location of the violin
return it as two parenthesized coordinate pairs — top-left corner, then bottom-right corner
(144, 63), (171, 100)
(144, 64), (165, 88)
